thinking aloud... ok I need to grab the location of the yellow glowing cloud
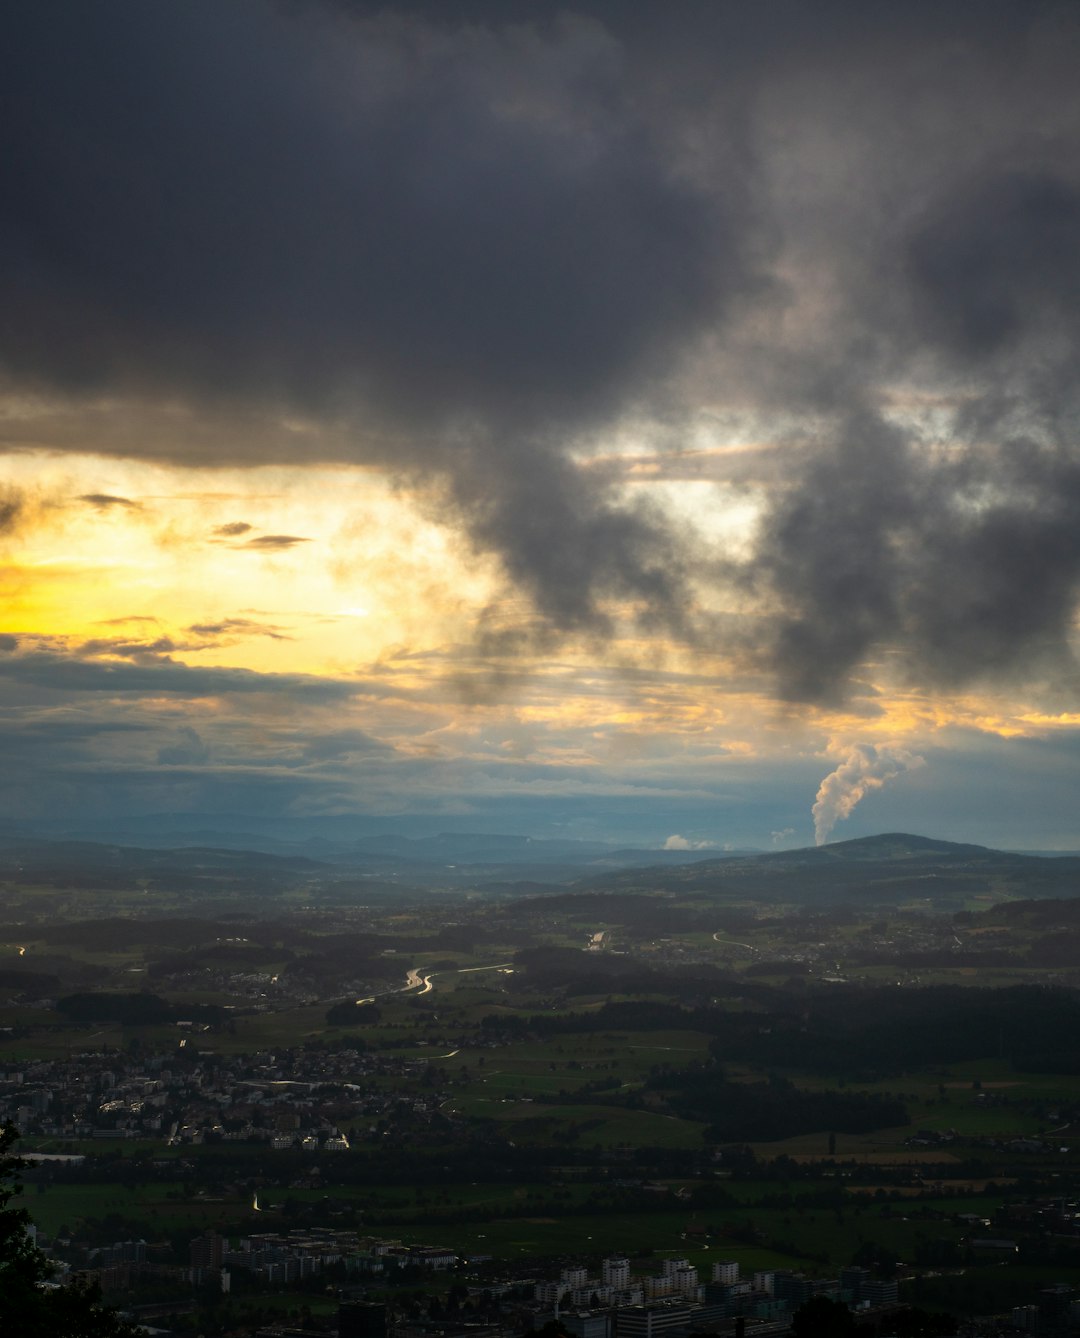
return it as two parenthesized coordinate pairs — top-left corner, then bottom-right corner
(0, 452), (501, 675)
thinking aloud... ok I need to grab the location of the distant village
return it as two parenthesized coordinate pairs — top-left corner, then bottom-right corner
(1, 1044), (443, 1151)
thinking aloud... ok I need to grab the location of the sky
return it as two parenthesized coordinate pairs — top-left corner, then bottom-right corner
(3, 0), (1080, 851)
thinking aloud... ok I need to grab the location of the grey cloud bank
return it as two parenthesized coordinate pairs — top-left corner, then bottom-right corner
(0, 642), (361, 701)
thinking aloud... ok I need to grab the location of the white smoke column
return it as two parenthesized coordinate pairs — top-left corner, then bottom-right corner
(812, 743), (925, 845)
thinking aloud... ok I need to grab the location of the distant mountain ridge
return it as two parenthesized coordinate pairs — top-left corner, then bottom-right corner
(1, 828), (1077, 910)
(755, 831), (996, 862)
(573, 831), (1080, 906)
(0, 829), (722, 904)
(17, 811), (709, 856)
(0, 819), (730, 873)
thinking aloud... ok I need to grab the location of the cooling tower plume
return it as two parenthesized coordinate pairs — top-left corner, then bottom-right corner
(812, 743), (924, 845)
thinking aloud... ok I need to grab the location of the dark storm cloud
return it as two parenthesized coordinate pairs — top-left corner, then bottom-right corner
(451, 448), (696, 638)
(907, 171), (1080, 362)
(0, 0), (756, 643)
(751, 428), (1080, 702)
(749, 160), (1080, 698)
(0, 3), (742, 421)
(4, 1), (1080, 698)
(746, 409), (918, 703)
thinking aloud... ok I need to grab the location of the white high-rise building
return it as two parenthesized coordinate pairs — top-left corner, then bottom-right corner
(671, 1267), (698, 1298)
(712, 1260), (739, 1285)
(603, 1256), (631, 1288)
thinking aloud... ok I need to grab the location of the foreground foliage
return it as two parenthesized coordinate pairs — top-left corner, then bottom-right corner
(0, 1123), (142, 1337)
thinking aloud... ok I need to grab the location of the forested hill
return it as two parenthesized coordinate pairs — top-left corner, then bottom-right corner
(572, 832), (1080, 905)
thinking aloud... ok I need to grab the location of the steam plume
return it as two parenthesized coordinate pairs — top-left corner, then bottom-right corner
(812, 744), (924, 846)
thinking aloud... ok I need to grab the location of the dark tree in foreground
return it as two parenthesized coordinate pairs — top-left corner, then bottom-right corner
(791, 1295), (857, 1337)
(0, 1123), (143, 1336)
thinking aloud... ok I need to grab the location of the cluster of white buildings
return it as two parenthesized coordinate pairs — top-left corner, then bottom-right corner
(531, 1256), (902, 1338)
(534, 1256), (642, 1309)
(534, 1256), (761, 1311)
